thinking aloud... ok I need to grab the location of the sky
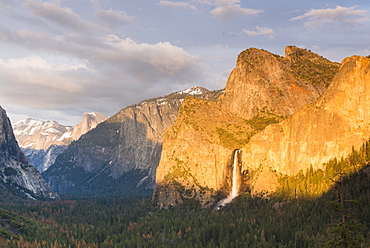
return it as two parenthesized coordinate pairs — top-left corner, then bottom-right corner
(0, 0), (369, 126)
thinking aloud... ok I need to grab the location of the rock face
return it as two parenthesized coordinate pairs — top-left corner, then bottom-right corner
(0, 106), (56, 199)
(71, 112), (107, 140)
(219, 46), (339, 119)
(43, 87), (221, 196)
(154, 97), (252, 206)
(241, 56), (370, 192)
(22, 145), (68, 173)
(13, 112), (107, 172)
(154, 46), (340, 207)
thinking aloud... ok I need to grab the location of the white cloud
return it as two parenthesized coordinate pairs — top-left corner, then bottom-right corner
(0, 23), (201, 83)
(243, 26), (275, 39)
(209, 0), (263, 21)
(96, 9), (135, 26)
(290, 5), (368, 28)
(101, 35), (200, 80)
(158, 0), (197, 10)
(0, 55), (86, 94)
(23, 0), (107, 32)
(0, 27), (203, 121)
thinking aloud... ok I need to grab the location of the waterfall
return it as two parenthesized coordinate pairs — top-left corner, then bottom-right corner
(231, 149), (239, 198)
(216, 149), (239, 209)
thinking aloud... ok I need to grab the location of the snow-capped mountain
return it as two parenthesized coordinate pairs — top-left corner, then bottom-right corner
(13, 112), (107, 172)
(177, 86), (210, 95)
(14, 118), (73, 150)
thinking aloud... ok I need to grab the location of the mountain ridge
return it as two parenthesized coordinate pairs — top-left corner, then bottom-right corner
(13, 112), (107, 172)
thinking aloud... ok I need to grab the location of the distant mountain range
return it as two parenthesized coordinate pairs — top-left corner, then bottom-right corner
(13, 112), (107, 172)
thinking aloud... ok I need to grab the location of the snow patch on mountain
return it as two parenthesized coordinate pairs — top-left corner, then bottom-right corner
(177, 86), (210, 95)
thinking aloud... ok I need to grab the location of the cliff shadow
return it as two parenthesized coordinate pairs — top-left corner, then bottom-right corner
(43, 115), (163, 197)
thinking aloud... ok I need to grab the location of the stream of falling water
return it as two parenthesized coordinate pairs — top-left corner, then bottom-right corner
(216, 149), (239, 209)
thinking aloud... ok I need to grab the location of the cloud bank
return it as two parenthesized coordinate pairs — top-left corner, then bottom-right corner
(209, 0), (263, 21)
(0, 1), (204, 124)
(290, 5), (368, 28)
(243, 26), (274, 39)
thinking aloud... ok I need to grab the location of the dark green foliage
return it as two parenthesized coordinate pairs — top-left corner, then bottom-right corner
(216, 127), (252, 149)
(287, 47), (339, 88)
(325, 176), (366, 248)
(216, 113), (281, 149)
(244, 113), (281, 131)
(66, 169), (153, 197)
(0, 207), (39, 240)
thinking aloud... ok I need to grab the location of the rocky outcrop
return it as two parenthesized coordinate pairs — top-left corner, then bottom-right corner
(154, 46), (340, 207)
(71, 112), (107, 140)
(0, 106), (56, 199)
(219, 46), (339, 120)
(13, 112), (107, 172)
(43, 87), (221, 195)
(241, 56), (370, 193)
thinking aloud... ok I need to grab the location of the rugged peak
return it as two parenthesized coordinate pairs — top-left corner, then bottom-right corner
(316, 55), (370, 118)
(0, 106), (56, 199)
(85, 112), (107, 119)
(71, 112), (107, 141)
(235, 47), (281, 71)
(0, 106), (27, 164)
(218, 46), (338, 120)
(285, 45), (335, 65)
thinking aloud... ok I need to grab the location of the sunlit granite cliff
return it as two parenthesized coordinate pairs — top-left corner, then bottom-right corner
(241, 55), (370, 193)
(154, 46), (340, 207)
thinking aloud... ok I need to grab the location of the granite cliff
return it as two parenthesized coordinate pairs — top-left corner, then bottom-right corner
(0, 106), (56, 199)
(241, 55), (370, 194)
(43, 87), (222, 196)
(71, 112), (107, 141)
(218, 46), (338, 119)
(154, 46), (340, 207)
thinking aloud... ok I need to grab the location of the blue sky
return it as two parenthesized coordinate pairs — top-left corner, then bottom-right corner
(0, 0), (369, 125)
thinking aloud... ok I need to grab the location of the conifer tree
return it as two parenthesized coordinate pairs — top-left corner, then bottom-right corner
(326, 178), (365, 248)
